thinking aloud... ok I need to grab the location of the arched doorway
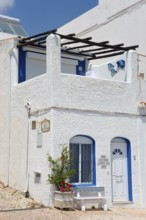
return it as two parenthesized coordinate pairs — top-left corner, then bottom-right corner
(111, 137), (132, 202)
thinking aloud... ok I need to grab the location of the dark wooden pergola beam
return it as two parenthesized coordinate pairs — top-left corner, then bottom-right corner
(92, 49), (122, 55)
(64, 43), (92, 51)
(120, 45), (139, 50)
(64, 44), (93, 50)
(61, 41), (76, 46)
(65, 41), (109, 51)
(38, 40), (46, 45)
(66, 33), (76, 37)
(81, 43), (124, 53)
(17, 36), (47, 47)
(20, 29), (57, 42)
(88, 51), (124, 60)
(58, 33), (138, 51)
(61, 49), (94, 58)
(61, 37), (92, 46)
(17, 30), (139, 59)
(18, 29), (57, 47)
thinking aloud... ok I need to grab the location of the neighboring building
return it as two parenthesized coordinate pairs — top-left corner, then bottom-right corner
(59, 0), (146, 72)
(0, 14), (27, 39)
(0, 4), (146, 210)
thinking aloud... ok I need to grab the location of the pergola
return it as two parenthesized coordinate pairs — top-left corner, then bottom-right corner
(17, 29), (138, 60)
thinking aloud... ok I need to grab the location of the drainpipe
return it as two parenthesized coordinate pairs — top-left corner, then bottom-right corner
(25, 102), (31, 197)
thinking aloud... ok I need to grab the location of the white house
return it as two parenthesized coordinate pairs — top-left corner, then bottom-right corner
(58, 0), (146, 208)
(0, 8), (146, 210)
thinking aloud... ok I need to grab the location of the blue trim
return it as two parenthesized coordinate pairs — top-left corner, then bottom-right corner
(18, 48), (26, 83)
(126, 139), (133, 201)
(72, 184), (96, 188)
(70, 134), (96, 187)
(76, 60), (86, 76)
(92, 138), (96, 185)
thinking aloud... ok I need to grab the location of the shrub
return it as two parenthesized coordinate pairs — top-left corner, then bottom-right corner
(48, 146), (75, 191)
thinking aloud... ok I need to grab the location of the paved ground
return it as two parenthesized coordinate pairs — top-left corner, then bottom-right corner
(0, 182), (146, 220)
(0, 207), (146, 220)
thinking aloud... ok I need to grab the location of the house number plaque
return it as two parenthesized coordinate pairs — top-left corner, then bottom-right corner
(98, 155), (109, 169)
(41, 119), (50, 132)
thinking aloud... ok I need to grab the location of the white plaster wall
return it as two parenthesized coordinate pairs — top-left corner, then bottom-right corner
(8, 35), (57, 203)
(10, 74), (52, 192)
(58, 4), (146, 207)
(59, 0), (145, 64)
(0, 32), (18, 40)
(88, 52), (127, 82)
(54, 52), (139, 116)
(28, 111), (54, 206)
(138, 117), (146, 207)
(0, 39), (14, 185)
(7, 34), (146, 207)
(51, 108), (141, 207)
(9, 36), (60, 203)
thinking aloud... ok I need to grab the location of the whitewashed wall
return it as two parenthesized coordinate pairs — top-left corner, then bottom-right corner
(0, 39), (14, 186)
(0, 32), (17, 40)
(1, 34), (145, 207)
(58, 0), (146, 207)
(59, 0), (146, 64)
(11, 35), (141, 206)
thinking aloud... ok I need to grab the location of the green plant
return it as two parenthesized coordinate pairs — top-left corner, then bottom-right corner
(48, 146), (75, 191)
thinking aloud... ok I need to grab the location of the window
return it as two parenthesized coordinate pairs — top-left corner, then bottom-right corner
(112, 148), (123, 155)
(70, 135), (95, 185)
(18, 49), (46, 83)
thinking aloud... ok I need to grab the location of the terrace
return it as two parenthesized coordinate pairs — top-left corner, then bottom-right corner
(17, 29), (138, 83)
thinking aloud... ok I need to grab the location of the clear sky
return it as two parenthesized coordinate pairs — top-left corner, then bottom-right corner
(0, 0), (98, 36)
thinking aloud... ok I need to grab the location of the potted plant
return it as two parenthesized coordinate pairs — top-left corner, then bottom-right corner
(48, 146), (75, 209)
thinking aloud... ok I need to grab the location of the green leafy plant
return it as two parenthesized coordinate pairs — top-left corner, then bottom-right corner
(48, 146), (75, 192)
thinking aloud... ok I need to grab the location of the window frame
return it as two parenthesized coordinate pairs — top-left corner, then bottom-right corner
(70, 135), (96, 187)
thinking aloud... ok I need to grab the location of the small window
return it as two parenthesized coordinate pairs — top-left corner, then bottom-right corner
(112, 148), (123, 155)
(69, 135), (95, 185)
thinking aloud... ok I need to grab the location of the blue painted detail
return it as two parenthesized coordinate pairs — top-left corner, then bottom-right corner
(72, 183), (96, 188)
(108, 63), (114, 71)
(70, 134), (96, 187)
(76, 60), (86, 76)
(117, 60), (125, 69)
(18, 48), (26, 83)
(92, 138), (96, 185)
(126, 140), (133, 201)
(108, 63), (117, 76)
(111, 68), (117, 74)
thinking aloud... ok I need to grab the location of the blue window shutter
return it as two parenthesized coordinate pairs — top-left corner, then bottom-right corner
(18, 48), (26, 83)
(76, 60), (86, 76)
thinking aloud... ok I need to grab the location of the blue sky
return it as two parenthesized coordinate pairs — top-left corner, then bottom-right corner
(0, 0), (98, 36)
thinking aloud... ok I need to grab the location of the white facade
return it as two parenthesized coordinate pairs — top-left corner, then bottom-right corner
(58, 0), (146, 208)
(0, 2), (146, 208)
(59, 0), (146, 72)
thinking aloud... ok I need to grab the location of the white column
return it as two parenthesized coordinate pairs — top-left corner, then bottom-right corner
(46, 34), (61, 107)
